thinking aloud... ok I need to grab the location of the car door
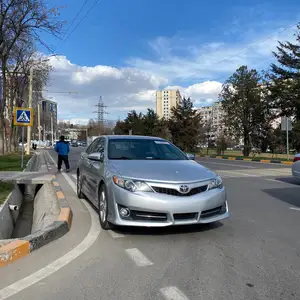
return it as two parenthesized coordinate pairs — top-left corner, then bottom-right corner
(88, 137), (106, 206)
(80, 138), (100, 199)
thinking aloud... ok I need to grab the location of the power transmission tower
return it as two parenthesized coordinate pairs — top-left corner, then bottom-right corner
(93, 96), (108, 128)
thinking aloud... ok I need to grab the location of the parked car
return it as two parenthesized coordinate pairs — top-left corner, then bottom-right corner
(76, 135), (229, 230)
(292, 153), (300, 179)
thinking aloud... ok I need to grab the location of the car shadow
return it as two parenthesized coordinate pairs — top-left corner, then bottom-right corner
(112, 221), (224, 236)
(274, 176), (300, 186)
(262, 185), (300, 208)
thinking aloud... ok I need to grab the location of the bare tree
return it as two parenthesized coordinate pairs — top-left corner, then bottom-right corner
(0, 0), (64, 153)
(5, 39), (52, 151)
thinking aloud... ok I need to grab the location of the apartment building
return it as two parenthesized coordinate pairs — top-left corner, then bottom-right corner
(156, 89), (182, 119)
(197, 101), (225, 140)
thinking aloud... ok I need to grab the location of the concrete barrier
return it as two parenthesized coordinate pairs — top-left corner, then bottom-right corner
(0, 185), (23, 239)
(0, 151), (73, 267)
(0, 176), (72, 267)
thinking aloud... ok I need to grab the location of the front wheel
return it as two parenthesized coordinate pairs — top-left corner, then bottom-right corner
(77, 172), (85, 199)
(98, 184), (112, 230)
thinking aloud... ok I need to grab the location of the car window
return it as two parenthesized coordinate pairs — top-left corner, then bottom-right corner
(86, 138), (100, 154)
(107, 138), (188, 160)
(94, 137), (105, 156)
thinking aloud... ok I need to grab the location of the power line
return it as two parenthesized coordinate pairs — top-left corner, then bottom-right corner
(64, 0), (100, 42)
(64, 0), (90, 37)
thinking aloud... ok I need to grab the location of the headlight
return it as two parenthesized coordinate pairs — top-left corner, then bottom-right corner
(112, 175), (153, 192)
(208, 176), (223, 190)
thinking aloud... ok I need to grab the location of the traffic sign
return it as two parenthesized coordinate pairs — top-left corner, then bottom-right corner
(281, 117), (292, 131)
(13, 107), (33, 126)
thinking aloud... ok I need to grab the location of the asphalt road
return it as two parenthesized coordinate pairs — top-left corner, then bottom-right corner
(0, 148), (300, 300)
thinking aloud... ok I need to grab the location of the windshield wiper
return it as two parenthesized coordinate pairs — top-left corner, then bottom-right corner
(110, 156), (132, 160)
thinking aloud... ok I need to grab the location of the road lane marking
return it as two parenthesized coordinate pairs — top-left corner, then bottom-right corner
(108, 230), (125, 238)
(160, 286), (189, 300)
(72, 174), (77, 180)
(125, 248), (153, 267)
(218, 170), (258, 177)
(0, 155), (101, 300)
(289, 207), (300, 212)
(198, 160), (256, 168)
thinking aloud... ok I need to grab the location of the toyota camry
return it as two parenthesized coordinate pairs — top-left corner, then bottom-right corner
(76, 135), (229, 229)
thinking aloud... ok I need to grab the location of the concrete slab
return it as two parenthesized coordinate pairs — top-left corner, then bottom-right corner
(0, 172), (52, 184)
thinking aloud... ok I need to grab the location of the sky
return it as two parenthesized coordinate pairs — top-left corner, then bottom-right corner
(39, 0), (300, 124)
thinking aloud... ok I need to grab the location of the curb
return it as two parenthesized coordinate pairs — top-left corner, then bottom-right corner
(198, 155), (293, 165)
(0, 176), (72, 267)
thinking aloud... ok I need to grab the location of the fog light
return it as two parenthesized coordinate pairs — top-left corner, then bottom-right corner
(220, 203), (227, 214)
(119, 207), (130, 217)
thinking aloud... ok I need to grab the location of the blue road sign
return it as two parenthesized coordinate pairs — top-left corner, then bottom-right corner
(14, 107), (33, 126)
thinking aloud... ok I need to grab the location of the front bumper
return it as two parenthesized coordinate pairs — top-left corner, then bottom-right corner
(108, 184), (229, 227)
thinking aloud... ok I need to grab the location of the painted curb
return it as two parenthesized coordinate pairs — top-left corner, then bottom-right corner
(0, 176), (72, 267)
(198, 155), (293, 165)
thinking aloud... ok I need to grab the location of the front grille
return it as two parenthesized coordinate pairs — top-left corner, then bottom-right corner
(152, 185), (208, 196)
(201, 206), (223, 218)
(173, 212), (198, 221)
(131, 210), (168, 222)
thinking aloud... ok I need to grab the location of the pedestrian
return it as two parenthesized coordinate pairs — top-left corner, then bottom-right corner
(54, 135), (70, 172)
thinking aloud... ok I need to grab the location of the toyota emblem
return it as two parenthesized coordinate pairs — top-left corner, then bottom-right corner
(179, 185), (190, 194)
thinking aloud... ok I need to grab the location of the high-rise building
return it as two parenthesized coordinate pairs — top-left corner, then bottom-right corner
(39, 99), (57, 140)
(156, 89), (182, 119)
(197, 101), (225, 142)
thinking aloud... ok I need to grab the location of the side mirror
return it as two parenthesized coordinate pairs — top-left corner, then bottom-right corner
(186, 153), (195, 160)
(87, 152), (103, 161)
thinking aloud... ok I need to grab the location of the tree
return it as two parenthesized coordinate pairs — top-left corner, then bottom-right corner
(219, 65), (272, 157)
(267, 23), (300, 152)
(168, 97), (203, 152)
(216, 131), (228, 155)
(0, 0), (64, 153)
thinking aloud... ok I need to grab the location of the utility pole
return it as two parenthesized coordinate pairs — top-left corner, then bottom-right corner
(93, 96), (108, 133)
(26, 67), (33, 155)
(38, 102), (41, 141)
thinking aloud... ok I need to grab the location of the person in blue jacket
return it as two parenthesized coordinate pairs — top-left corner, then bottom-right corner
(54, 135), (70, 172)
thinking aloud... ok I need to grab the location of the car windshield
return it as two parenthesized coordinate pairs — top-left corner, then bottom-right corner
(108, 138), (188, 160)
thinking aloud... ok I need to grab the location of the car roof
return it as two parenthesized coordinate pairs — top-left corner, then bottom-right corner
(106, 135), (165, 140)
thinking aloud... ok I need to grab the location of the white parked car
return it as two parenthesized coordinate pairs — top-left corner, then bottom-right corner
(292, 153), (300, 179)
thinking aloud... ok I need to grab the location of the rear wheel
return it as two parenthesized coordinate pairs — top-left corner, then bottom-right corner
(98, 184), (112, 230)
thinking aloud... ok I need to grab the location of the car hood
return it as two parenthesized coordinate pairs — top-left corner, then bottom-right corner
(109, 160), (216, 183)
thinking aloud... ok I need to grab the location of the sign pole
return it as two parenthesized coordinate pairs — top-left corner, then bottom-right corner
(21, 126), (24, 169)
(26, 67), (33, 155)
(286, 117), (289, 161)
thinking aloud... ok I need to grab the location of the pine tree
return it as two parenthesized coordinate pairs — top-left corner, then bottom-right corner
(168, 97), (203, 152)
(268, 24), (300, 151)
(268, 24), (300, 119)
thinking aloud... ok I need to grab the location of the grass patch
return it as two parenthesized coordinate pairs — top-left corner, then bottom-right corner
(0, 153), (31, 171)
(0, 182), (14, 205)
(0, 153), (31, 205)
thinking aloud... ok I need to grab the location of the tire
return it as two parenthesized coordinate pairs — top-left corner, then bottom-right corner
(98, 184), (113, 230)
(76, 172), (85, 199)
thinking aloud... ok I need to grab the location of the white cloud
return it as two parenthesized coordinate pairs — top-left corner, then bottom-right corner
(45, 21), (298, 123)
(44, 56), (168, 122)
(126, 23), (298, 82)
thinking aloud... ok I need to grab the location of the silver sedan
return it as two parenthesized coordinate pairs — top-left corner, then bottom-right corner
(292, 153), (300, 179)
(76, 135), (229, 230)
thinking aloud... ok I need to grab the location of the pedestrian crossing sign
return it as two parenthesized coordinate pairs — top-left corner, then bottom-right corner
(13, 107), (33, 126)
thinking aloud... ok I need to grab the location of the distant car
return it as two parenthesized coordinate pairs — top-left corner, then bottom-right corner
(292, 153), (300, 179)
(72, 142), (78, 147)
(76, 135), (229, 230)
